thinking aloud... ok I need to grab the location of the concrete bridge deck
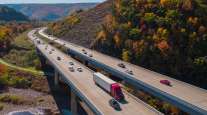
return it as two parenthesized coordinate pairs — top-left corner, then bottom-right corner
(39, 27), (207, 115)
(28, 29), (162, 115)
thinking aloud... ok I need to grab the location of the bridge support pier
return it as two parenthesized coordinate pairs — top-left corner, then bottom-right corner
(79, 101), (94, 115)
(35, 47), (41, 56)
(54, 70), (59, 89)
(71, 90), (78, 115)
(83, 61), (88, 66)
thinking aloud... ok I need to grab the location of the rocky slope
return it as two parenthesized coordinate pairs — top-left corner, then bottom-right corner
(48, 0), (112, 48)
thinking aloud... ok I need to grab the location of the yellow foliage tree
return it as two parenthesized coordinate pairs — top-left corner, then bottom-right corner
(160, 0), (180, 8)
(122, 49), (130, 62)
(188, 16), (199, 26)
(133, 40), (145, 55)
(114, 0), (121, 14)
(96, 30), (107, 41)
(0, 64), (8, 76)
(153, 27), (169, 42)
(182, 0), (193, 11)
(66, 15), (80, 26)
(104, 14), (117, 33)
(0, 26), (10, 39)
(113, 32), (122, 47)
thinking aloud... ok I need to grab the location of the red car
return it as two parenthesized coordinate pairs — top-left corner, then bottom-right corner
(160, 80), (171, 86)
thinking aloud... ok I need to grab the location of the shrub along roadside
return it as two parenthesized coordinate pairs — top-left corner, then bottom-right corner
(0, 63), (50, 93)
(2, 31), (42, 70)
(0, 94), (24, 105)
(0, 104), (4, 111)
(0, 74), (31, 89)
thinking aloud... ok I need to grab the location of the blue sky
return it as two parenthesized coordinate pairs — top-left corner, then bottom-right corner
(0, 0), (105, 4)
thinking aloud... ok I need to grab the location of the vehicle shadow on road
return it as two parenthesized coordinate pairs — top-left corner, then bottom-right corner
(119, 99), (128, 104)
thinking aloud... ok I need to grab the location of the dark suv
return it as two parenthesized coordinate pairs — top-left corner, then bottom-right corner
(118, 63), (125, 68)
(109, 99), (121, 111)
(57, 57), (61, 61)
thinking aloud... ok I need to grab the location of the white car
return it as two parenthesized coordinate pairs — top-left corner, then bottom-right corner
(77, 67), (83, 72)
(125, 70), (133, 75)
(83, 51), (87, 54)
(89, 54), (93, 57)
(69, 66), (75, 72)
(69, 62), (74, 65)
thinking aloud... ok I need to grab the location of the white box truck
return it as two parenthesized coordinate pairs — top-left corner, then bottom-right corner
(93, 72), (124, 100)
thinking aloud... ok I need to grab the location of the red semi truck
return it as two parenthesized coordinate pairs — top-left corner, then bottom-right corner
(93, 72), (124, 101)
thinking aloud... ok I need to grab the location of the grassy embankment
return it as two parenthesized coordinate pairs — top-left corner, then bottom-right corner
(2, 30), (42, 71)
(0, 31), (51, 111)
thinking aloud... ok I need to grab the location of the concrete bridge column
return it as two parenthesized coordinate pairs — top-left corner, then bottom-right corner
(79, 101), (94, 115)
(36, 48), (48, 68)
(54, 70), (59, 89)
(71, 90), (78, 115)
(83, 61), (88, 66)
(36, 48), (42, 58)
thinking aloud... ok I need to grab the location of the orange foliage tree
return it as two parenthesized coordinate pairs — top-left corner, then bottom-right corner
(0, 64), (8, 76)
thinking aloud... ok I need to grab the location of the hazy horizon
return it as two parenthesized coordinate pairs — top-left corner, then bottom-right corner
(0, 0), (105, 4)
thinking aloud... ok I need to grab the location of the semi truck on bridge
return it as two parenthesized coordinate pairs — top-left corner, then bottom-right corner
(93, 72), (125, 101)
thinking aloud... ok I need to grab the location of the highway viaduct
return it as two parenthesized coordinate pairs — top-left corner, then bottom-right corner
(38, 27), (207, 115)
(28, 29), (162, 115)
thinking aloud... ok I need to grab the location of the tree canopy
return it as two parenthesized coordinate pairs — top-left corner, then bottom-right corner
(94, 0), (207, 89)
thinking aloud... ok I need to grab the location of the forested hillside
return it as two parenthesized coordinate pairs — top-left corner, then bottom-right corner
(94, 0), (207, 89)
(0, 22), (57, 114)
(0, 6), (29, 22)
(0, 5), (40, 65)
(0, 23), (33, 53)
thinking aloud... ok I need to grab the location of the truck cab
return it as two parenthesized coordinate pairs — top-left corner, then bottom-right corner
(111, 83), (124, 101)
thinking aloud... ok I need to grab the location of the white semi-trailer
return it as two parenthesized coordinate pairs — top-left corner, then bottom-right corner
(93, 72), (124, 100)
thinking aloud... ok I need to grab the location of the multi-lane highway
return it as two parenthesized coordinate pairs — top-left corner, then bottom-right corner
(28, 29), (162, 115)
(39, 27), (207, 115)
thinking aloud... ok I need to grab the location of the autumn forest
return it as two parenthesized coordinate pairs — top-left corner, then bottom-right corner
(95, 0), (207, 89)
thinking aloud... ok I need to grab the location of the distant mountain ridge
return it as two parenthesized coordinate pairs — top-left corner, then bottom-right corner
(0, 5), (29, 21)
(6, 3), (97, 21)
